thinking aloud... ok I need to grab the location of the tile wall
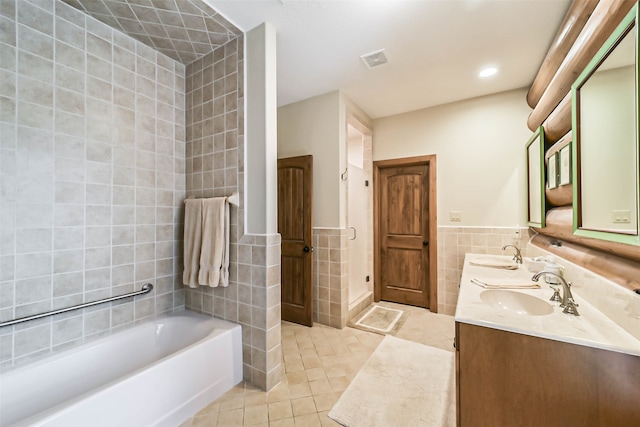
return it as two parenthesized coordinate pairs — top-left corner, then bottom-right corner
(0, 0), (186, 368)
(313, 228), (349, 329)
(437, 226), (531, 315)
(182, 38), (281, 390)
(310, 226), (529, 324)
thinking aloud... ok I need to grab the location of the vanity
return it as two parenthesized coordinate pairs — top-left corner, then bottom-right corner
(454, 254), (640, 427)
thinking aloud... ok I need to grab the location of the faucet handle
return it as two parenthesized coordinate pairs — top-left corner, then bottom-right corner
(549, 287), (562, 303)
(563, 300), (580, 316)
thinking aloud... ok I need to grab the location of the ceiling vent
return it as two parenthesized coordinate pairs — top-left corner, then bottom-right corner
(360, 49), (388, 69)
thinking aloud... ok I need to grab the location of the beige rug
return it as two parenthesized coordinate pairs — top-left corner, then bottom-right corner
(329, 335), (456, 427)
(347, 303), (408, 336)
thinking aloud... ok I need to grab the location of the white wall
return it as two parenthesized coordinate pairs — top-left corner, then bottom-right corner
(373, 88), (533, 227)
(278, 91), (341, 228)
(246, 23), (278, 234)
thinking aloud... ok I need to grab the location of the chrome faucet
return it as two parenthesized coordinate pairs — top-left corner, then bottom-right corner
(531, 271), (580, 316)
(502, 244), (523, 264)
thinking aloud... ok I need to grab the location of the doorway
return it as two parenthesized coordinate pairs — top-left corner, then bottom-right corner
(373, 155), (437, 310)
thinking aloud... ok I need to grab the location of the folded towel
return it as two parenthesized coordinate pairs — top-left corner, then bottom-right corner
(471, 278), (540, 289)
(470, 259), (519, 270)
(198, 197), (229, 288)
(183, 199), (203, 288)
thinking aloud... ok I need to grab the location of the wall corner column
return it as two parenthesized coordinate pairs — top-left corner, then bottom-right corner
(245, 22), (278, 236)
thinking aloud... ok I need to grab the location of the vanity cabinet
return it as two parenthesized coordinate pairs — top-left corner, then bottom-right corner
(455, 322), (640, 427)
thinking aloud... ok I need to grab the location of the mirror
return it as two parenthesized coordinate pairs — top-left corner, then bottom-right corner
(572, 5), (640, 245)
(526, 127), (546, 227)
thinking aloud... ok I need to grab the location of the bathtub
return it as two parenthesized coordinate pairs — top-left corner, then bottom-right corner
(0, 311), (242, 427)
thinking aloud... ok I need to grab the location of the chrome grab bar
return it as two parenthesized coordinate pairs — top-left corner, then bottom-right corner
(0, 283), (154, 328)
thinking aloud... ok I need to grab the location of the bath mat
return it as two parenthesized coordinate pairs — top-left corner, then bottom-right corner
(347, 303), (408, 336)
(329, 335), (455, 427)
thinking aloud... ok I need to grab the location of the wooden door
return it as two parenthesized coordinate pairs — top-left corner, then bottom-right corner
(375, 157), (435, 308)
(278, 155), (313, 326)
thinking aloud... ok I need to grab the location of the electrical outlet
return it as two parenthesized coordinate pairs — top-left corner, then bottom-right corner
(450, 211), (462, 222)
(612, 210), (631, 224)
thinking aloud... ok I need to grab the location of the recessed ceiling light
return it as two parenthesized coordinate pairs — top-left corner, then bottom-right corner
(479, 67), (498, 78)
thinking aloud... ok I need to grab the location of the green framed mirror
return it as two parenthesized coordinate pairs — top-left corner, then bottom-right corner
(571, 4), (640, 245)
(526, 126), (546, 227)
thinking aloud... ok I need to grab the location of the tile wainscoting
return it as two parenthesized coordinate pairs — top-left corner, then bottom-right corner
(437, 226), (530, 315)
(313, 228), (349, 329)
(310, 226), (530, 324)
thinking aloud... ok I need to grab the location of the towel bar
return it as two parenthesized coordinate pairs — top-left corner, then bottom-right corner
(184, 192), (239, 206)
(0, 284), (154, 328)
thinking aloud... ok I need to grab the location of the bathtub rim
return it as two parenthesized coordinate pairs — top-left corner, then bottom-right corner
(1, 309), (233, 375)
(1, 309), (243, 427)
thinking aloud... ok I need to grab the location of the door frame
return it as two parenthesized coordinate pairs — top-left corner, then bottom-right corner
(373, 154), (438, 312)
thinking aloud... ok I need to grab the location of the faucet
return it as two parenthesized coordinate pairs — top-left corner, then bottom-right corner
(502, 244), (523, 264)
(531, 271), (580, 316)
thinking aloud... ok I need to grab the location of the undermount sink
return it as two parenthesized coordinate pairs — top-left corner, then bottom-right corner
(480, 290), (554, 316)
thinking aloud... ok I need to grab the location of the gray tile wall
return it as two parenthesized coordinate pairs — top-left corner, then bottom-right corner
(183, 39), (282, 391)
(0, 0), (186, 368)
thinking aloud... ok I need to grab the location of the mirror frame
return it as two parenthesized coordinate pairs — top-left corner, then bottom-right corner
(526, 126), (546, 227)
(559, 143), (571, 186)
(547, 152), (558, 190)
(571, 4), (640, 246)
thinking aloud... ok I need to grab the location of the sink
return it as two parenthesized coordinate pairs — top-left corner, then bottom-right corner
(480, 290), (554, 316)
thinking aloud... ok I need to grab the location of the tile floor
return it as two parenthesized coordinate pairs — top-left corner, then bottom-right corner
(179, 303), (455, 427)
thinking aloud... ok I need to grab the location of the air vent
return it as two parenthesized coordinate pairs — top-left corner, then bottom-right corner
(360, 49), (388, 69)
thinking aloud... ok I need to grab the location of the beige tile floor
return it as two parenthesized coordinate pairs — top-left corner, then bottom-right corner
(180, 303), (455, 427)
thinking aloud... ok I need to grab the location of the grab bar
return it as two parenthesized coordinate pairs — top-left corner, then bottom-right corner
(0, 283), (153, 328)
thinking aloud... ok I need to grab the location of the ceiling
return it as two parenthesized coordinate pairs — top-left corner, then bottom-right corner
(206, 0), (572, 119)
(65, 0), (573, 120)
(62, 0), (241, 63)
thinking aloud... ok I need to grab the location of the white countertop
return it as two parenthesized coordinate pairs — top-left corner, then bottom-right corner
(455, 253), (640, 357)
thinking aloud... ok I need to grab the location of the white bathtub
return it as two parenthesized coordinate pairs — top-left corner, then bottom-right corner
(0, 311), (242, 427)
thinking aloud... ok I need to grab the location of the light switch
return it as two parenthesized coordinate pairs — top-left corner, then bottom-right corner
(450, 211), (462, 222)
(612, 210), (631, 224)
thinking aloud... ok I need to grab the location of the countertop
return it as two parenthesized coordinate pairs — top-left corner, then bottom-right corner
(454, 253), (640, 356)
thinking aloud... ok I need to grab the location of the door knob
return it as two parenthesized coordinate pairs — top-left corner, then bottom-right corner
(423, 241), (429, 246)
(303, 246), (313, 252)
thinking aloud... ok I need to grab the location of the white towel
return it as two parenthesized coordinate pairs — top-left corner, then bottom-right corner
(198, 197), (229, 287)
(183, 199), (203, 288)
(182, 197), (230, 288)
(470, 260), (519, 270)
(471, 278), (540, 289)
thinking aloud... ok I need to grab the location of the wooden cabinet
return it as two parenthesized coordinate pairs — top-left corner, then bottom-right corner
(455, 322), (640, 427)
